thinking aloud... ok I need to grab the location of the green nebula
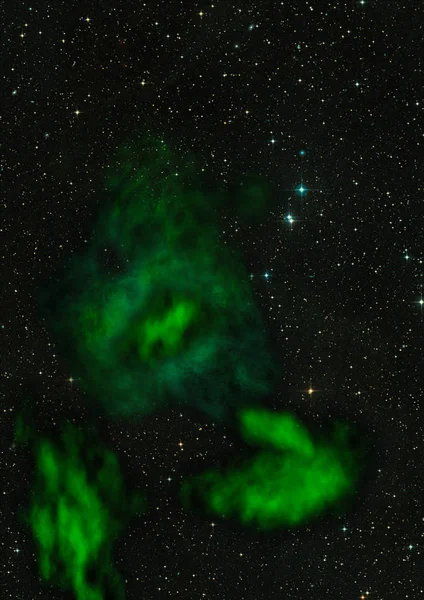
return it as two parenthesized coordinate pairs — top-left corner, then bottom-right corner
(37, 135), (277, 421)
(180, 407), (363, 530)
(15, 417), (145, 600)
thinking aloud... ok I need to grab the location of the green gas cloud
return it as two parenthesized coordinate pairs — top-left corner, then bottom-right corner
(15, 415), (145, 600)
(37, 136), (277, 421)
(180, 407), (363, 531)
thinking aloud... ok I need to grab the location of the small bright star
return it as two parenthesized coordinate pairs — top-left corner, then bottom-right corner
(408, 544), (413, 550)
(296, 184), (308, 195)
(264, 272), (270, 279)
(285, 214), (294, 223)
(75, 110), (80, 115)
(299, 149), (306, 156)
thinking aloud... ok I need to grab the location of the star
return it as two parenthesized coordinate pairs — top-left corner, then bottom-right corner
(299, 149), (306, 156)
(296, 184), (308, 196)
(264, 272), (270, 279)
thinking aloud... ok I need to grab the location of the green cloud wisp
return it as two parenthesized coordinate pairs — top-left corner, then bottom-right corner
(15, 418), (145, 600)
(37, 136), (277, 422)
(180, 407), (363, 531)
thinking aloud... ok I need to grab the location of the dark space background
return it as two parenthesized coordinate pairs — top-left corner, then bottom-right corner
(2, 1), (423, 599)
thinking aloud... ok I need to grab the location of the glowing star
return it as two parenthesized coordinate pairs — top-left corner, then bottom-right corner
(285, 214), (294, 224)
(264, 272), (270, 279)
(296, 184), (307, 195)
(299, 149), (306, 156)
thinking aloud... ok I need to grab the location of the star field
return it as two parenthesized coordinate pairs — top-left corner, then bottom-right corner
(1, 1), (423, 599)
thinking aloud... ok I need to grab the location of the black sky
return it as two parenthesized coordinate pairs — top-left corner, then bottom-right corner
(2, 2), (423, 599)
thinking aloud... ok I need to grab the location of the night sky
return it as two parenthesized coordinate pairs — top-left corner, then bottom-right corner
(2, 2), (423, 599)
